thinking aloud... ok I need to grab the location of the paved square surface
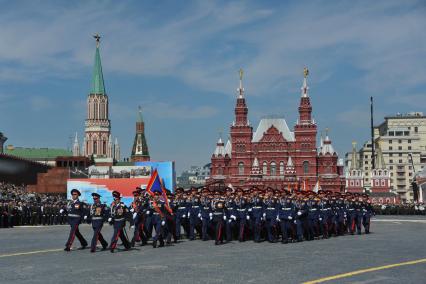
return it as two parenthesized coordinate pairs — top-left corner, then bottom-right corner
(1, 216), (425, 284)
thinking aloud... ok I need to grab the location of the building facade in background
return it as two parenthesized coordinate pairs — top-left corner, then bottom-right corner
(209, 69), (345, 191)
(345, 112), (426, 202)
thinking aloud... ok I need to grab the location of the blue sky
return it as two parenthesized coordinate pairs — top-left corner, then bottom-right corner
(0, 1), (425, 173)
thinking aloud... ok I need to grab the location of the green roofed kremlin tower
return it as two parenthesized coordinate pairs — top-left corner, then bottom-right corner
(131, 106), (150, 162)
(77, 34), (119, 164)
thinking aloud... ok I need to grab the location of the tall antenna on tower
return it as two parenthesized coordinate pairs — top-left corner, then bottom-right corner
(370, 96), (376, 169)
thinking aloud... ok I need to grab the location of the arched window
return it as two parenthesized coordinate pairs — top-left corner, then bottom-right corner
(279, 162), (284, 175)
(103, 141), (106, 155)
(270, 162), (276, 176)
(381, 180), (385, 186)
(238, 162), (244, 175)
(93, 141), (97, 155)
(303, 161), (309, 174)
(218, 167), (223, 175)
(263, 162), (267, 175)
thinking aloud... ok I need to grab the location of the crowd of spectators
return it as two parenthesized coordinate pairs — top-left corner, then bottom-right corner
(372, 202), (425, 215)
(0, 182), (67, 228)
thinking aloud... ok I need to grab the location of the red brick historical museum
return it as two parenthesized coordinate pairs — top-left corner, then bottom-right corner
(209, 69), (345, 191)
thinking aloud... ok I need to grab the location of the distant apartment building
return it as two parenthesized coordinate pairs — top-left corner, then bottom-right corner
(345, 112), (426, 202)
(177, 164), (210, 188)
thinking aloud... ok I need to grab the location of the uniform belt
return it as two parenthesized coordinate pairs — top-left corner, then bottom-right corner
(253, 206), (262, 209)
(92, 217), (103, 220)
(68, 214), (80, 218)
(282, 208), (291, 210)
(310, 209), (317, 211)
(114, 218), (125, 221)
(192, 206), (199, 208)
(203, 207), (210, 210)
(213, 212), (223, 215)
(178, 207), (186, 209)
(267, 208), (275, 210)
(237, 209), (246, 211)
(153, 212), (160, 215)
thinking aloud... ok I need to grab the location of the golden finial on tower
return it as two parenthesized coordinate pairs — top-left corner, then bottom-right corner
(239, 68), (244, 81)
(352, 141), (357, 148)
(93, 33), (101, 47)
(303, 67), (309, 78)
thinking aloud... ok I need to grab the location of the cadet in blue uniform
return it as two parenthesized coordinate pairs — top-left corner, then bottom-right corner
(251, 191), (264, 243)
(189, 193), (202, 240)
(63, 189), (88, 251)
(151, 192), (167, 248)
(88, 193), (108, 253)
(264, 193), (279, 243)
(211, 195), (226, 245)
(108, 191), (131, 253)
(200, 191), (212, 241)
(278, 195), (295, 243)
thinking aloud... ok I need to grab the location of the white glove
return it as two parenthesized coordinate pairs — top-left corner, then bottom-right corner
(183, 214), (186, 218)
(276, 216), (280, 221)
(146, 210), (150, 215)
(161, 220), (166, 226)
(209, 216), (213, 220)
(294, 220), (297, 224)
(108, 218), (112, 222)
(83, 216), (87, 220)
(223, 216), (227, 221)
(133, 212), (137, 219)
(200, 217), (203, 221)
(246, 215), (250, 220)
(263, 213), (266, 217)
(198, 213), (201, 218)
(59, 209), (64, 214)
(319, 218), (322, 221)
(231, 215), (236, 220)
(297, 211), (302, 216)
(130, 208), (134, 213)
(248, 208), (252, 212)
(209, 213), (213, 218)
(188, 212), (191, 217)
(288, 216), (293, 220)
(228, 219), (232, 223)
(130, 225), (135, 229)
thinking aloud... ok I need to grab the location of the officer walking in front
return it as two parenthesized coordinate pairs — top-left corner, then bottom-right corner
(63, 189), (88, 251)
(88, 193), (108, 253)
(108, 191), (131, 253)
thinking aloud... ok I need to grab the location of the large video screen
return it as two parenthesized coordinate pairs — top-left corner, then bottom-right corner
(67, 178), (150, 205)
(134, 161), (176, 192)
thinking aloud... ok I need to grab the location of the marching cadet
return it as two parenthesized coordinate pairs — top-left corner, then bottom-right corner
(362, 196), (373, 234)
(294, 196), (308, 242)
(63, 189), (88, 251)
(175, 188), (189, 240)
(130, 189), (146, 247)
(88, 193), (108, 253)
(200, 190), (212, 241)
(264, 192), (279, 243)
(354, 197), (364, 235)
(278, 194), (295, 244)
(250, 190), (264, 243)
(235, 189), (249, 242)
(189, 192), (202, 240)
(108, 191), (131, 253)
(211, 192), (226, 245)
(150, 192), (167, 248)
(225, 190), (237, 242)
